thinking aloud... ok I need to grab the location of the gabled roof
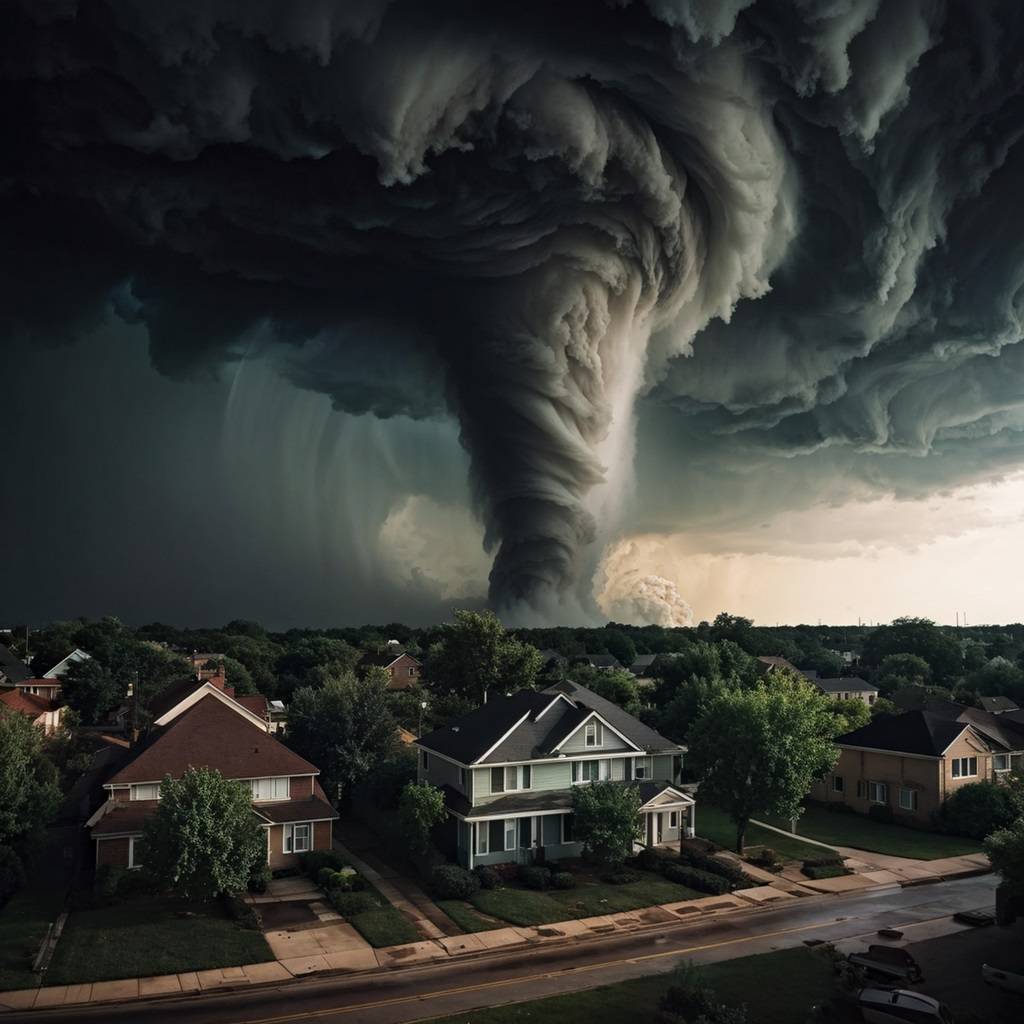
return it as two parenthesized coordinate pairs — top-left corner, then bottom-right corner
(582, 654), (622, 670)
(815, 677), (878, 694)
(836, 710), (975, 757)
(913, 699), (1024, 752)
(0, 643), (31, 683)
(417, 681), (677, 765)
(147, 677), (269, 730)
(107, 694), (318, 785)
(979, 696), (1019, 714)
(757, 655), (799, 672)
(43, 648), (90, 678)
(0, 688), (61, 716)
(15, 678), (61, 689)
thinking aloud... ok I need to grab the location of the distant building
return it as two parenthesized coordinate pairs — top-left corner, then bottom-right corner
(813, 677), (878, 706)
(0, 689), (66, 735)
(756, 655), (801, 676)
(42, 648), (91, 679)
(579, 654), (623, 672)
(979, 696), (1019, 715)
(0, 642), (32, 686)
(358, 648), (422, 689)
(13, 678), (63, 702)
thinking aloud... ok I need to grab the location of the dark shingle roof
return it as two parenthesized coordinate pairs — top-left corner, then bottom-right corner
(583, 654), (622, 670)
(0, 643), (31, 683)
(836, 711), (970, 757)
(147, 676), (207, 720)
(419, 682), (678, 765)
(91, 800), (159, 836)
(815, 677), (877, 694)
(979, 696), (1019, 714)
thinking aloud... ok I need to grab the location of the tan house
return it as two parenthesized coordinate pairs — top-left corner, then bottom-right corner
(87, 676), (336, 870)
(811, 705), (1024, 825)
(814, 677), (878, 705)
(0, 688), (66, 735)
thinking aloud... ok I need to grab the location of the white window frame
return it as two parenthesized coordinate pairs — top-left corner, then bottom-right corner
(634, 756), (652, 780)
(250, 777), (290, 802)
(584, 721), (603, 748)
(494, 765), (531, 792)
(993, 753), (1010, 773)
(503, 818), (516, 852)
(128, 836), (145, 870)
(284, 822), (312, 854)
(476, 822), (489, 856)
(898, 787), (918, 812)
(867, 781), (887, 804)
(669, 811), (679, 829)
(951, 756), (978, 779)
(832, 775), (844, 794)
(130, 783), (161, 801)
(571, 759), (611, 784)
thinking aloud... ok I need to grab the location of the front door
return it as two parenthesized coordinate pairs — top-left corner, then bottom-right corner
(655, 812), (663, 844)
(519, 817), (532, 862)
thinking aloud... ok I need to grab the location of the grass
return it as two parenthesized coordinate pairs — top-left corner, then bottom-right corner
(347, 905), (422, 947)
(697, 804), (839, 862)
(437, 900), (497, 933)
(468, 872), (704, 928)
(762, 805), (985, 860)
(45, 898), (271, 985)
(422, 945), (837, 1024)
(0, 881), (66, 991)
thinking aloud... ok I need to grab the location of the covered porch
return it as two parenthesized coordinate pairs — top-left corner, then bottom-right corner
(637, 784), (696, 850)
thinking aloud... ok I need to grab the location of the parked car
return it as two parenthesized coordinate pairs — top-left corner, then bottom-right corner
(849, 945), (923, 984)
(858, 988), (954, 1023)
(982, 962), (1024, 995)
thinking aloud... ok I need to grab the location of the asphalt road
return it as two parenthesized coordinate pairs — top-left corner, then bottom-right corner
(11, 875), (997, 1024)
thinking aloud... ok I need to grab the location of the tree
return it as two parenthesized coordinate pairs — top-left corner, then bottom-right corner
(830, 697), (871, 735)
(656, 676), (730, 744)
(870, 696), (899, 718)
(600, 630), (637, 668)
(861, 618), (962, 681)
(398, 781), (446, 853)
(571, 781), (642, 865)
(0, 711), (61, 847)
(876, 653), (931, 694)
(219, 655), (256, 695)
(286, 669), (397, 800)
(940, 780), (1023, 840)
(566, 665), (641, 715)
(427, 610), (543, 703)
(985, 818), (1024, 900)
(142, 767), (266, 900)
(61, 657), (124, 722)
(688, 675), (837, 853)
(967, 657), (1024, 703)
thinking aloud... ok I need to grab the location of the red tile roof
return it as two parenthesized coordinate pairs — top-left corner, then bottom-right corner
(235, 695), (269, 719)
(0, 689), (59, 715)
(107, 694), (318, 785)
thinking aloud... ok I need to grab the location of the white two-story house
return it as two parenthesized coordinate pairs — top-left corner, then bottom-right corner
(416, 680), (693, 868)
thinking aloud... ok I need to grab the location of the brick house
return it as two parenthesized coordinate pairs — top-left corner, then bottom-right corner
(358, 648), (422, 689)
(0, 688), (66, 735)
(12, 678), (63, 701)
(87, 676), (336, 870)
(810, 703), (1024, 826)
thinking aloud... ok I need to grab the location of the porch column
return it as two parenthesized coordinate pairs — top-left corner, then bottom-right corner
(645, 811), (653, 848)
(467, 822), (475, 871)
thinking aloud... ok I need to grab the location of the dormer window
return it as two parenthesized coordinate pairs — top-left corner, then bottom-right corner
(250, 777), (290, 801)
(584, 721), (603, 748)
(130, 783), (161, 801)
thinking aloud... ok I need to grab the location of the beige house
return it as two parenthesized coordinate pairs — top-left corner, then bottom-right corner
(811, 705), (1024, 825)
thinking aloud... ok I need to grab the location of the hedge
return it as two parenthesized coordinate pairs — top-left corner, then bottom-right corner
(330, 890), (380, 916)
(802, 864), (851, 880)
(663, 864), (732, 895)
(432, 864), (479, 900)
(678, 849), (746, 884)
(299, 849), (348, 879)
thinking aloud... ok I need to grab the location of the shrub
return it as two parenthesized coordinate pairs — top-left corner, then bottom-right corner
(318, 866), (337, 890)
(678, 849), (746, 884)
(520, 865), (553, 890)
(746, 847), (781, 870)
(631, 847), (664, 872)
(551, 871), (576, 890)
(601, 868), (641, 885)
(802, 855), (845, 869)
(803, 864), (851, 880)
(940, 781), (1020, 839)
(299, 849), (347, 879)
(431, 864), (480, 900)
(96, 864), (127, 902)
(473, 865), (502, 890)
(0, 846), (26, 908)
(248, 861), (272, 894)
(330, 890), (380, 917)
(664, 864), (731, 895)
(659, 963), (748, 1024)
(222, 894), (262, 930)
(868, 804), (895, 824)
(116, 869), (158, 901)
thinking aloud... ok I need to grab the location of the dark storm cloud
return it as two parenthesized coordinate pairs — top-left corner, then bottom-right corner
(3, 0), (1024, 620)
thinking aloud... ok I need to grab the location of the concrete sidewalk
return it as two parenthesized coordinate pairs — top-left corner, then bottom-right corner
(0, 881), (819, 1013)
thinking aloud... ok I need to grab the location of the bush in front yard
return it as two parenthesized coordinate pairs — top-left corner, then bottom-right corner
(746, 847), (781, 871)
(519, 865), (552, 890)
(551, 871), (576, 890)
(630, 847), (664, 873)
(248, 861), (272, 894)
(600, 867), (641, 885)
(431, 864), (480, 900)
(318, 866), (337, 890)
(802, 864), (851, 880)
(802, 855), (845, 869)
(940, 781), (1021, 840)
(299, 849), (348, 879)
(330, 890), (380, 917)
(663, 864), (731, 895)
(222, 894), (263, 930)
(0, 845), (26, 908)
(473, 865), (502, 890)
(678, 849), (746, 885)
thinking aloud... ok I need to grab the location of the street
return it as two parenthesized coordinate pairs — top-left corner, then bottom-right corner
(7, 875), (997, 1024)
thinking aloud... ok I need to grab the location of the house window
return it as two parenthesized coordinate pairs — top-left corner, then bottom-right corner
(993, 753), (1010, 773)
(562, 814), (574, 844)
(634, 757), (652, 780)
(868, 694), (875, 705)
(669, 811), (679, 829)
(476, 822), (489, 856)
(866, 781), (887, 804)
(128, 837), (146, 870)
(408, 667), (416, 676)
(504, 818), (516, 852)
(421, 750), (430, 771)
(951, 756), (978, 779)
(832, 775), (844, 793)
(571, 759), (610, 783)
(283, 822), (312, 854)
(250, 777), (290, 801)
(130, 784), (161, 801)
(898, 787), (918, 812)
(584, 721), (604, 748)
(492, 765), (531, 792)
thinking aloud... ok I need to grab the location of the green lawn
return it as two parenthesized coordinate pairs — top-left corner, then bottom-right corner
(469, 873), (704, 928)
(437, 900), (497, 933)
(347, 905), (422, 947)
(762, 806), (984, 860)
(423, 945), (837, 1024)
(0, 882), (66, 991)
(44, 899), (272, 985)
(697, 804), (839, 862)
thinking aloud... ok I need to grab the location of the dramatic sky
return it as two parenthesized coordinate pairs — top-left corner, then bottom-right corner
(3, 0), (1024, 629)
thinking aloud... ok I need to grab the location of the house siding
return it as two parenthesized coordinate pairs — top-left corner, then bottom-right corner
(96, 836), (131, 867)
(422, 753), (468, 799)
(558, 722), (633, 755)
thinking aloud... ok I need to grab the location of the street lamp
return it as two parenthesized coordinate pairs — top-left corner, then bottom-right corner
(419, 700), (428, 737)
